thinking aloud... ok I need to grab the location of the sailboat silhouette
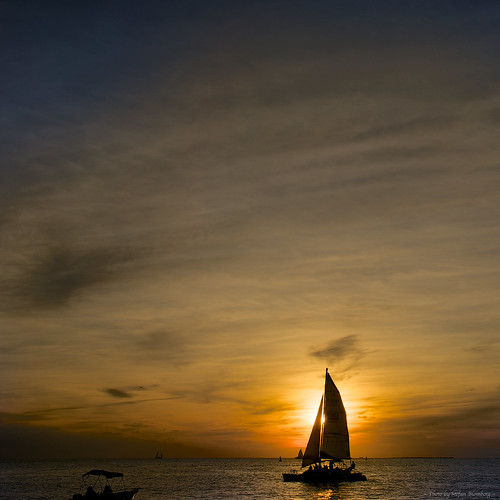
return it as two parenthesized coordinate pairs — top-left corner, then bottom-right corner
(283, 369), (366, 483)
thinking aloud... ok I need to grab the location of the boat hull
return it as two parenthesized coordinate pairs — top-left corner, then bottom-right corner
(283, 468), (367, 483)
(70, 489), (139, 500)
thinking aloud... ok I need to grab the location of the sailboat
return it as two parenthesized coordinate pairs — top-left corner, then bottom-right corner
(283, 369), (366, 483)
(155, 450), (163, 459)
(295, 449), (304, 459)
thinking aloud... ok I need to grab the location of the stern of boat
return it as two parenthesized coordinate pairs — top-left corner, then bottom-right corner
(283, 472), (302, 482)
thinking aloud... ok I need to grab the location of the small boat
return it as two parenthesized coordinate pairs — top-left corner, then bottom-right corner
(69, 470), (140, 500)
(283, 369), (367, 484)
(295, 449), (304, 459)
(155, 449), (163, 459)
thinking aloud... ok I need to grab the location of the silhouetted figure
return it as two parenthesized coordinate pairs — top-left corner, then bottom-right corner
(85, 486), (98, 498)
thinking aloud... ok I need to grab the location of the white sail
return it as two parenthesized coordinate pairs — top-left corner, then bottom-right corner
(302, 396), (323, 467)
(320, 369), (350, 460)
(301, 369), (350, 467)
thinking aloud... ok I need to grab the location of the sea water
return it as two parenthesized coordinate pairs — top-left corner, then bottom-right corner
(0, 458), (498, 500)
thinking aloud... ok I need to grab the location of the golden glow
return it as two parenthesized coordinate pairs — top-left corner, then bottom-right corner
(298, 390), (323, 427)
(307, 404), (319, 426)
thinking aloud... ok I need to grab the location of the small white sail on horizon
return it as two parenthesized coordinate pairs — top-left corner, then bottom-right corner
(301, 369), (350, 468)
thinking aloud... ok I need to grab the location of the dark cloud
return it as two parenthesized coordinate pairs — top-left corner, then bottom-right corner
(4, 244), (136, 311)
(311, 334), (364, 362)
(4, 396), (184, 422)
(379, 403), (500, 457)
(355, 392), (500, 457)
(0, 411), (49, 424)
(365, 390), (500, 432)
(104, 388), (132, 399)
(310, 335), (366, 377)
(409, 402), (500, 432)
(133, 329), (194, 365)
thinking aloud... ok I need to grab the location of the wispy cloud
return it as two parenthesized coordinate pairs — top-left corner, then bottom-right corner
(104, 388), (132, 398)
(5, 396), (183, 421)
(357, 393), (500, 457)
(132, 329), (195, 366)
(310, 335), (367, 378)
(7, 245), (137, 310)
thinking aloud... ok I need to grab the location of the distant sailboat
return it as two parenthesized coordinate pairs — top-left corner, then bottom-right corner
(155, 450), (163, 459)
(283, 369), (366, 483)
(295, 449), (304, 459)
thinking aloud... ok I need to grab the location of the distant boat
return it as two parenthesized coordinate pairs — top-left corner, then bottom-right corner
(283, 369), (367, 483)
(296, 449), (304, 459)
(155, 449), (163, 459)
(68, 470), (139, 500)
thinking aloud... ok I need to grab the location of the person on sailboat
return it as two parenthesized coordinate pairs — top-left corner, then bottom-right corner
(85, 486), (98, 498)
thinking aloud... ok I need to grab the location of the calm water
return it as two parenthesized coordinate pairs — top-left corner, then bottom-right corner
(0, 458), (498, 500)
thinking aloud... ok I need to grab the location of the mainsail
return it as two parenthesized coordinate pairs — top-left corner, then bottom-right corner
(301, 369), (350, 467)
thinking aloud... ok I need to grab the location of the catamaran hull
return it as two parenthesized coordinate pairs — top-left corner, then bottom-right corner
(70, 489), (139, 500)
(283, 469), (367, 483)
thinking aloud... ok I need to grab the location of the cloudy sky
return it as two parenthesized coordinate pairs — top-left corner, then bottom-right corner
(1, 0), (500, 459)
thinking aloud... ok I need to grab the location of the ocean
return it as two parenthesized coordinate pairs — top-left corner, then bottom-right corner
(0, 458), (498, 500)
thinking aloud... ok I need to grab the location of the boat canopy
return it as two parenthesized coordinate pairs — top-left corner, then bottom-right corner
(82, 470), (124, 479)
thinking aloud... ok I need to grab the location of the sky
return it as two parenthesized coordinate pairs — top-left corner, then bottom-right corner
(1, 0), (500, 459)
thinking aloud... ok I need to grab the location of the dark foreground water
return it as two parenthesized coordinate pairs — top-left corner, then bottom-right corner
(0, 458), (498, 500)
